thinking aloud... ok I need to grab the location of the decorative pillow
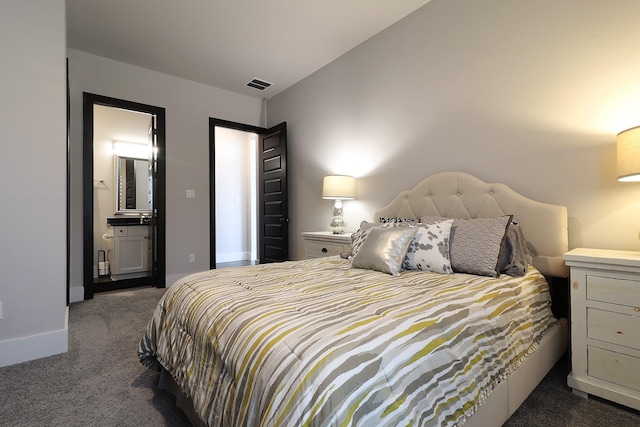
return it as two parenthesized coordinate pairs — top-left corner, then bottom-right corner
(422, 215), (511, 277)
(347, 221), (378, 259)
(347, 221), (397, 259)
(352, 226), (418, 276)
(379, 217), (416, 223)
(497, 221), (531, 277)
(402, 220), (454, 274)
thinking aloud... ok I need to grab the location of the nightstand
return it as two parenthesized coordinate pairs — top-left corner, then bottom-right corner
(563, 248), (640, 411)
(302, 231), (352, 259)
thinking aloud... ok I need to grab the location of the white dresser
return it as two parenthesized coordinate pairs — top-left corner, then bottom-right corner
(563, 248), (640, 410)
(302, 231), (352, 259)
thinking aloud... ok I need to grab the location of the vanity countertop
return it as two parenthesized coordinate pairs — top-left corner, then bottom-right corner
(106, 216), (149, 226)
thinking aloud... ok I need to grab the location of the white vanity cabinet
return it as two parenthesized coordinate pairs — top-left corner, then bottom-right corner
(111, 225), (150, 279)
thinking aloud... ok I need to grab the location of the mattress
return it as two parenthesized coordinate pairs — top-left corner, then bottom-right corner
(139, 256), (559, 426)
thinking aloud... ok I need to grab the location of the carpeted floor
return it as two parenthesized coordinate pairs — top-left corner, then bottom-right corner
(1, 286), (639, 426)
(0, 286), (190, 427)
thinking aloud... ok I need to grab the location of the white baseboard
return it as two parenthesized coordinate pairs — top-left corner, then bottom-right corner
(69, 285), (85, 303)
(216, 251), (251, 263)
(0, 307), (69, 368)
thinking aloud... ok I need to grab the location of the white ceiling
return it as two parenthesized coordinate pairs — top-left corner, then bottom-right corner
(66, 0), (431, 99)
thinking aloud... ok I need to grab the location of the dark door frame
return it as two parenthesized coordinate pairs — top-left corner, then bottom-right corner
(83, 93), (167, 299)
(209, 118), (289, 268)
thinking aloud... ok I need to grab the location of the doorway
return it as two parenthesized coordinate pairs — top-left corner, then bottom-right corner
(209, 119), (289, 268)
(83, 93), (166, 299)
(213, 126), (258, 267)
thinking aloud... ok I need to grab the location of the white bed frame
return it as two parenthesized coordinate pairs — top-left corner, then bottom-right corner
(374, 171), (569, 426)
(160, 171), (570, 427)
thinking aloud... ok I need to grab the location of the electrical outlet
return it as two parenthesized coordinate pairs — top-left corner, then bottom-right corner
(189, 253), (195, 263)
(186, 189), (196, 199)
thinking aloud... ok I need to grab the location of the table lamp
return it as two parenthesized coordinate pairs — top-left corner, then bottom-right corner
(322, 175), (355, 234)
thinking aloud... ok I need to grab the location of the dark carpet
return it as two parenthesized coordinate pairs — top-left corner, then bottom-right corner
(0, 286), (638, 426)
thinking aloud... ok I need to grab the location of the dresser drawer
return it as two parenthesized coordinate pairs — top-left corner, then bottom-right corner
(589, 345), (640, 392)
(588, 308), (640, 350)
(306, 241), (346, 258)
(587, 275), (640, 307)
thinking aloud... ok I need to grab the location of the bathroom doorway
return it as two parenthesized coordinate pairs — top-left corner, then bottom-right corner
(82, 93), (166, 299)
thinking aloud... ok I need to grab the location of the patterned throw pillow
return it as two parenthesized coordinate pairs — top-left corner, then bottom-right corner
(448, 216), (512, 277)
(348, 222), (375, 259)
(421, 215), (512, 277)
(379, 217), (416, 223)
(402, 220), (454, 274)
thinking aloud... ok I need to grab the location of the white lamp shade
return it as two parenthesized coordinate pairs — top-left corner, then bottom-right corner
(322, 175), (355, 200)
(617, 126), (640, 182)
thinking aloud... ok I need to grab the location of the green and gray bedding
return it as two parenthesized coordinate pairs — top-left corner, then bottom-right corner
(139, 256), (557, 426)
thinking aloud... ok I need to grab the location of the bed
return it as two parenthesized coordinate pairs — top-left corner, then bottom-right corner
(139, 171), (569, 426)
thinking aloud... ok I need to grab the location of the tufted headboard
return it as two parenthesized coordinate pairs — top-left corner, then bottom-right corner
(373, 172), (569, 278)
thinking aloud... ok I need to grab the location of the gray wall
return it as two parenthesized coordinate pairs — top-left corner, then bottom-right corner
(0, 0), (68, 367)
(67, 49), (264, 301)
(268, 0), (640, 260)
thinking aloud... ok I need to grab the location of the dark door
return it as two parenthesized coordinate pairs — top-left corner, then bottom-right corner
(259, 122), (289, 263)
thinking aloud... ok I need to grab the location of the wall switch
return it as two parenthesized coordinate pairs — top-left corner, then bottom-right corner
(189, 253), (196, 263)
(186, 189), (196, 199)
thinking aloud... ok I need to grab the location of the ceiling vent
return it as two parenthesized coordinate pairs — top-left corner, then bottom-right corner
(246, 78), (272, 91)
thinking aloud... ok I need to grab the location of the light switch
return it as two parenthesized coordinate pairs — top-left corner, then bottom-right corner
(186, 189), (196, 199)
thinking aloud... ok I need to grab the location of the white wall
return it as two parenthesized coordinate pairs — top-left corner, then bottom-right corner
(68, 49), (264, 301)
(214, 128), (256, 263)
(0, 0), (68, 367)
(268, 0), (640, 261)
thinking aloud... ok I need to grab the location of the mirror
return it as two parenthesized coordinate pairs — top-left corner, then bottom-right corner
(115, 156), (151, 213)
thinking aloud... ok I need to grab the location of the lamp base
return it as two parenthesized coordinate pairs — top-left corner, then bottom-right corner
(330, 218), (346, 234)
(330, 199), (346, 234)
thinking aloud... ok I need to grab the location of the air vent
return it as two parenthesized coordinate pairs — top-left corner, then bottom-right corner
(246, 78), (272, 91)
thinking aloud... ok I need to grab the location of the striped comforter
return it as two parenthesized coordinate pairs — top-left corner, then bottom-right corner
(139, 257), (557, 426)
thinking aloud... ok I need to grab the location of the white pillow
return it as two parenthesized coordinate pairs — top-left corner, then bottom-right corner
(402, 220), (454, 274)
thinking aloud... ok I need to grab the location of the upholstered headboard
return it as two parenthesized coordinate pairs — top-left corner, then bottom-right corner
(373, 172), (569, 278)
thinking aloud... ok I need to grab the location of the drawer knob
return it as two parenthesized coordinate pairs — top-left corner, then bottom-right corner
(617, 331), (625, 335)
(322, 248), (328, 253)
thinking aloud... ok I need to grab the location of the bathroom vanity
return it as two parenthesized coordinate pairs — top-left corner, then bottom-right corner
(107, 217), (151, 280)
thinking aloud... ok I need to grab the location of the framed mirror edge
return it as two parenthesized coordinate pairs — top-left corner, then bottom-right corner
(114, 154), (152, 214)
